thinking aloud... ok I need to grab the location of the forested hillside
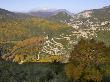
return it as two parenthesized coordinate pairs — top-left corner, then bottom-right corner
(0, 5), (110, 82)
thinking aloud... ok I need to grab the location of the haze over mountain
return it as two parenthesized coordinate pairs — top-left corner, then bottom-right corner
(28, 9), (73, 17)
(27, 9), (73, 23)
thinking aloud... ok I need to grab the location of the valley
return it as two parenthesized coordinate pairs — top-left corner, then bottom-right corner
(0, 5), (110, 82)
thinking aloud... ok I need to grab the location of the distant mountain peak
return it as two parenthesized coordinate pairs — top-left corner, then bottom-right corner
(29, 9), (71, 13)
(102, 5), (110, 9)
(28, 9), (73, 19)
(54, 9), (72, 15)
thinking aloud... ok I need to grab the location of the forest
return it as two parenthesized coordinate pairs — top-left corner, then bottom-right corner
(0, 4), (110, 82)
(0, 39), (110, 82)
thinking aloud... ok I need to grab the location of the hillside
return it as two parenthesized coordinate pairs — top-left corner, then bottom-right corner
(68, 6), (110, 45)
(28, 9), (73, 23)
(0, 8), (72, 63)
(47, 11), (72, 23)
(0, 5), (110, 63)
(0, 0), (110, 81)
(0, 8), (31, 21)
(0, 8), (70, 41)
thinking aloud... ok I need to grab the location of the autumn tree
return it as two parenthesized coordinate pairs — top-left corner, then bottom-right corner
(2, 37), (44, 63)
(65, 39), (110, 82)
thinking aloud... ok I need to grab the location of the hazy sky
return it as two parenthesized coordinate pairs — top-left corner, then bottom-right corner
(0, 0), (110, 13)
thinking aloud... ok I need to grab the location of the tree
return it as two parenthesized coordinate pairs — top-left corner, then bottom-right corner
(65, 39), (110, 82)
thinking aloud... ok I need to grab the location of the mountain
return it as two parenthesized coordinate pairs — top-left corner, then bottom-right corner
(28, 11), (54, 18)
(0, 8), (31, 21)
(74, 5), (110, 20)
(0, 8), (72, 63)
(28, 9), (72, 17)
(47, 10), (72, 23)
(68, 5), (110, 45)
(1, 5), (110, 63)
(28, 9), (73, 23)
(0, 8), (18, 20)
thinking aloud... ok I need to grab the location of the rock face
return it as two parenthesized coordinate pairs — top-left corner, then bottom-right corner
(76, 10), (92, 18)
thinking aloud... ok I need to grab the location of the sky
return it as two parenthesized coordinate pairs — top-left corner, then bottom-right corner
(0, 0), (110, 13)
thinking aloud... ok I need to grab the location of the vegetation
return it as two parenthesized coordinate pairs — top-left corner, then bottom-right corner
(48, 11), (72, 23)
(0, 60), (65, 82)
(0, 17), (70, 41)
(96, 30), (110, 45)
(0, 7), (110, 82)
(65, 39), (110, 82)
(0, 39), (110, 82)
